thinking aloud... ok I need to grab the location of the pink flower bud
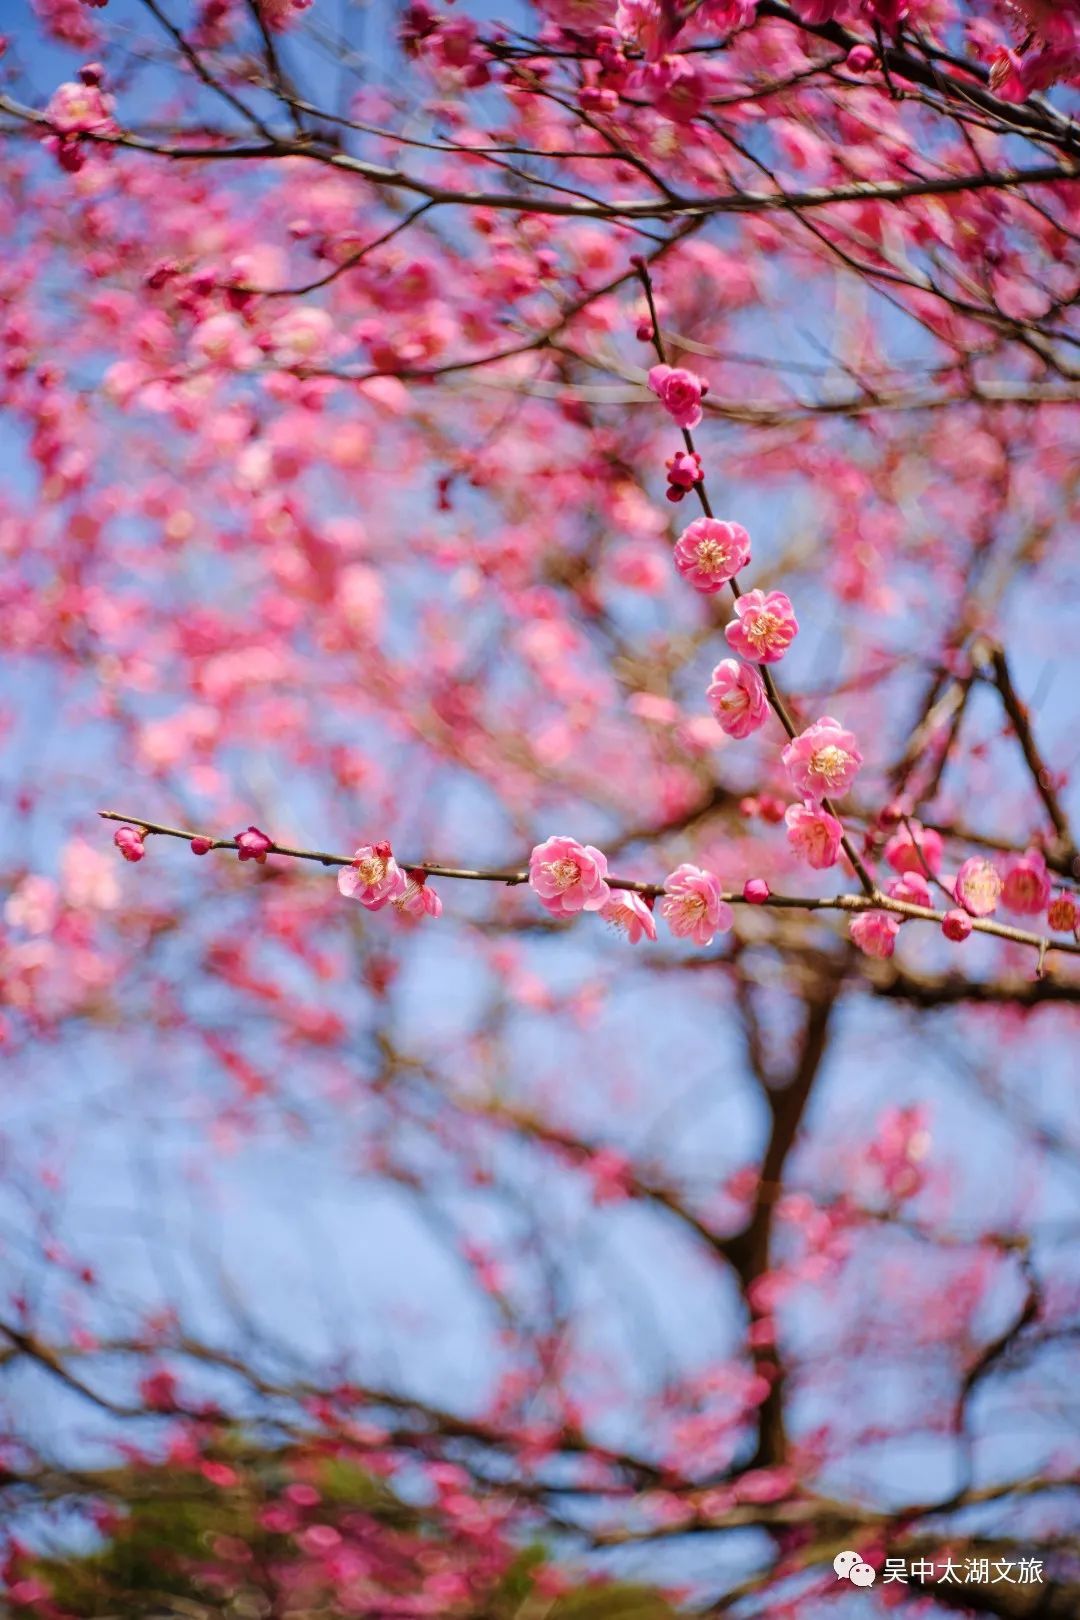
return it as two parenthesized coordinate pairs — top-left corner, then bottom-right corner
(743, 878), (770, 904)
(113, 826), (145, 863)
(942, 909), (973, 942)
(190, 835), (214, 856)
(846, 44), (876, 72)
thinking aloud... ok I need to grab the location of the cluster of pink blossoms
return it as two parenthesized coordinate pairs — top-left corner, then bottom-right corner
(650, 351), (866, 902)
(338, 843), (442, 920)
(527, 838), (731, 947)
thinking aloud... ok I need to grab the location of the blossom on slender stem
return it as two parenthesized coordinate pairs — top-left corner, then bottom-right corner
(706, 659), (768, 738)
(850, 910), (901, 958)
(724, 590), (798, 664)
(784, 802), (842, 870)
(600, 888), (657, 942)
(951, 856), (1002, 918)
(235, 826), (272, 864)
(782, 717), (863, 801)
(114, 826), (145, 863)
(394, 870), (443, 920)
(338, 841), (409, 909)
(529, 836), (611, 917)
(673, 518), (751, 594)
(1000, 848), (1050, 916)
(942, 909), (973, 942)
(647, 363), (706, 429)
(660, 863), (732, 945)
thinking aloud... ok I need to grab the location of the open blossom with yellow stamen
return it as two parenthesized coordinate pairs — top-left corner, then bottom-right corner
(724, 589), (798, 665)
(673, 518), (751, 595)
(706, 658), (769, 739)
(660, 863), (732, 946)
(782, 716), (863, 802)
(600, 888), (657, 943)
(528, 835), (611, 918)
(338, 841), (409, 910)
(951, 856), (1002, 919)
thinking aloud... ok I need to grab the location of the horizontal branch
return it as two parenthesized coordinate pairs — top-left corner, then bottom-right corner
(2, 95), (1075, 222)
(97, 811), (1080, 963)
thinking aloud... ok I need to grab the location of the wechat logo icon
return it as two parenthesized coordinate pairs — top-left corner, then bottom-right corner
(834, 1550), (876, 1587)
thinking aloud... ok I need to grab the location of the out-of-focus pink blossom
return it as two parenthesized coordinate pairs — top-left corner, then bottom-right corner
(1000, 848), (1051, 916)
(952, 857), (1002, 918)
(849, 910), (901, 958)
(884, 821), (943, 876)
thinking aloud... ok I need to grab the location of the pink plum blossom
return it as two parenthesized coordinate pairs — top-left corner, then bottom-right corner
(724, 590), (799, 664)
(600, 888), (657, 942)
(1048, 893), (1079, 932)
(529, 836), (611, 917)
(781, 717), (863, 801)
(849, 910), (901, 958)
(942, 910), (973, 942)
(1000, 848), (1051, 915)
(673, 518), (751, 594)
(394, 871), (443, 920)
(784, 802), (842, 869)
(660, 864), (732, 945)
(235, 826), (273, 864)
(338, 842), (409, 909)
(113, 826), (146, 863)
(647, 363), (707, 429)
(952, 857), (1002, 918)
(706, 659), (768, 738)
(884, 821), (943, 876)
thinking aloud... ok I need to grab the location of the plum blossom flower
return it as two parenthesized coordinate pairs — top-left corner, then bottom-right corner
(269, 307), (335, 366)
(784, 802), (842, 869)
(338, 841), (409, 909)
(884, 821), (943, 875)
(113, 826), (145, 863)
(665, 448), (703, 502)
(952, 856), (1002, 918)
(942, 909), (973, 942)
(529, 836), (611, 917)
(1048, 893), (1079, 932)
(886, 872), (931, 908)
(660, 863), (732, 945)
(45, 79), (116, 136)
(1000, 848), (1051, 916)
(647, 363), (707, 430)
(235, 826), (272, 864)
(600, 888), (657, 943)
(674, 518), (751, 594)
(706, 659), (768, 739)
(724, 590), (798, 664)
(849, 910), (901, 958)
(782, 717), (863, 801)
(394, 871), (443, 921)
